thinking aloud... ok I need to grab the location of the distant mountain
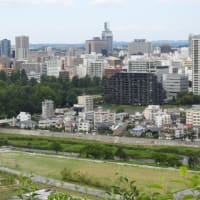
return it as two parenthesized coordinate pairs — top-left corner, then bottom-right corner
(152, 40), (188, 48)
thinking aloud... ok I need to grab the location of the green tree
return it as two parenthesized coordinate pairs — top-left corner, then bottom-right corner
(51, 141), (63, 154)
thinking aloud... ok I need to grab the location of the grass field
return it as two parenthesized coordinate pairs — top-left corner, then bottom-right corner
(0, 151), (191, 193)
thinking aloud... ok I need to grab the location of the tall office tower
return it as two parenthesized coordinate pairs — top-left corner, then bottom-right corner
(15, 36), (29, 60)
(192, 35), (200, 95)
(0, 39), (11, 57)
(42, 100), (54, 119)
(102, 22), (113, 55)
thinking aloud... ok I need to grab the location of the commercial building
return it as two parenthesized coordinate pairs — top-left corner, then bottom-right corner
(21, 62), (47, 81)
(128, 39), (152, 55)
(128, 59), (157, 73)
(85, 37), (108, 55)
(85, 22), (113, 56)
(191, 35), (200, 95)
(0, 39), (11, 57)
(78, 95), (94, 111)
(42, 100), (54, 119)
(162, 74), (188, 99)
(104, 72), (165, 105)
(15, 36), (29, 60)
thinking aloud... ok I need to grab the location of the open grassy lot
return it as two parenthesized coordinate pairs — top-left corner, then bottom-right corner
(0, 151), (191, 193)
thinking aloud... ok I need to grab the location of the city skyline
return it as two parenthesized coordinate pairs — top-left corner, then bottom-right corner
(0, 0), (200, 43)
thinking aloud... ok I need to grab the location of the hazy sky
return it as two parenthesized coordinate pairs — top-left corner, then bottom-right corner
(0, 0), (199, 43)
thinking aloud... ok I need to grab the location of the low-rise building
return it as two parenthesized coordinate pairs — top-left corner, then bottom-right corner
(186, 105), (200, 127)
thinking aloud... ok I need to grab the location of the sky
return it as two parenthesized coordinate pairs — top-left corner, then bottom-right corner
(0, 0), (199, 43)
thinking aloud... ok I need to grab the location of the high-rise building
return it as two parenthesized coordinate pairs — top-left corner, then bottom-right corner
(128, 39), (152, 55)
(102, 22), (113, 55)
(0, 39), (11, 57)
(42, 100), (54, 119)
(191, 35), (200, 95)
(85, 22), (113, 56)
(104, 72), (165, 105)
(15, 36), (29, 60)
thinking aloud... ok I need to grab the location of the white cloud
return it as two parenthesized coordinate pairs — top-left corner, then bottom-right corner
(91, 0), (127, 6)
(0, 0), (73, 6)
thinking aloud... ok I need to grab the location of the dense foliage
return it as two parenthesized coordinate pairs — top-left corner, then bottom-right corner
(0, 70), (103, 118)
(169, 92), (200, 105)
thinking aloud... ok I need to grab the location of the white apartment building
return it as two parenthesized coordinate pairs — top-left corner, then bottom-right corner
(143, 105), (161, 121)
(78, 95), (93, 111)
(128, 58), (157, 73)
(191, 35), (200, 95)
(15, 36), (29, 61)
(78, 120), (90, 132)
(186, 105), (200, 127)
(46, 59), (62, 78)
(81, 53), (107, 79)
(94, 107), (115, 127)
(42, 100), (54, 120)
(154, 111), (172, 128)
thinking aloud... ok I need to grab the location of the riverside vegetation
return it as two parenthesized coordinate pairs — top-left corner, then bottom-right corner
(0, 133), (200, 169)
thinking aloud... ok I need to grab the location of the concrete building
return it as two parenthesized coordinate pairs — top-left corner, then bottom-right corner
(85, 37), (108, 55)
(94, 107), (115, 127)
(78, 95), (94, 111)
(154, 111), (172, 128)
(102, 22), (113, 55)
(186, 105), (200, 127)
(15, 36), (29, 60)
(87, 60), (105, 79)
(128, 39), (152, 55)
(104, 72), (165, 105)
(82, 53), (107, 79)
(143, 105), (161, 121)
(0, 39), (11, 57)
(46, 59), (62, 77)
(128, 59), (157, 73)
(21, 62), (47, 81)
(42, 100), (54, 119)
(191, 35), (200, 95)
(78, 120), (90, 132)
(163, 74), (188, 99)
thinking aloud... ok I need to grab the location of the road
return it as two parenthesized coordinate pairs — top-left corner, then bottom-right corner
(0, 166), (106, 198)
(0, 128), (200, 147)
